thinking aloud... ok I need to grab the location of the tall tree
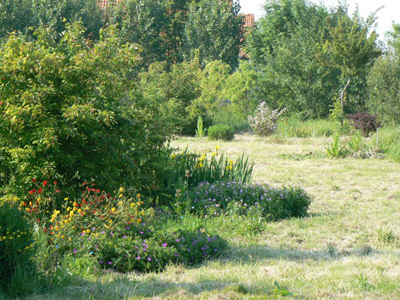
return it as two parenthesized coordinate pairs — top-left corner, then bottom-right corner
(247, 0), (381, 118)
(183, 0), (244, 68)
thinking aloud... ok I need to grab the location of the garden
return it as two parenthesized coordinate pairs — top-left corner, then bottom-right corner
(1, 0), (400, 299)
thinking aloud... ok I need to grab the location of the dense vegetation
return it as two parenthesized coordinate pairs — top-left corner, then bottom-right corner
(0, 0), (399, 297)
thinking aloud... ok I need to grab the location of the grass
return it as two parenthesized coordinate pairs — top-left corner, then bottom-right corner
(24, 134), (400, 299)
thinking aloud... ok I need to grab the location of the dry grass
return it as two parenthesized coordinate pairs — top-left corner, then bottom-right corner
(27, 134), (400, 299)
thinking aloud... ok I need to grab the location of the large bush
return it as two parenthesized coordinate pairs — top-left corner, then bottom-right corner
(0, 23), (177, 196)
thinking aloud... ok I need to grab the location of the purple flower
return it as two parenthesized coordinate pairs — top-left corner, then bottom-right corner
(88, 237), (91, 241)
(140, 231), (144, 234)
(136, 256), (141, 260)
(101, 231), (105, 234)
(214, 249), (218, 252)
(192, 242), (196, 247)
(147, 257), (151, 261)
(99, 260), (104, 264)
(201, 247), (206, 251)
(176, 238), (180, 242)
(162, 243), (167, 247)
(125, 226), (130, 230)
(174, 254), (179, 257)
(122, 235), (127, 238)
(81, 232), (85, 236)
(73, 248), (77, 254)
(107, 261), (112, 265)
(110, 232), (114, 236)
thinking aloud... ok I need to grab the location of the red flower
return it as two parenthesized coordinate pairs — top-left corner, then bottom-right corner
(53, 181), (57, 185)
(32, 179), (37, 183)
(29, 189), (35, 195)
(37, 219), (40, 223)
(55, 189), (60, 193)
(44, 228), (47, 233)
(37, 187), (43, 194)
(43, 180), (48, 186)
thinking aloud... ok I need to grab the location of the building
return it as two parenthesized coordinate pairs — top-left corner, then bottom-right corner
(239, 14), (255, 58)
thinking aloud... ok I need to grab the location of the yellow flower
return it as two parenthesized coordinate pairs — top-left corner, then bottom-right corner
(212, 152), (216, 156)
(70, 211), (74, 217)
(119, 194), (123, 198)
(111, 207), (116, 212)
(118, 201), (123, 206)
(86, 229), (90, 234)
(67, 207), (71, 212)
(171, 154), (176, 159)
(78, 209), (82, 213)
(64, 197), (69, 201)
(119, 187), (124, 193)
(137, 194), (141, 198)
(215, 145), (220, 151)
(198, 163), (203, 167)
(73, 207), (77, 212)
(137, 219), (142, 223)
(228, 159), (234, 165)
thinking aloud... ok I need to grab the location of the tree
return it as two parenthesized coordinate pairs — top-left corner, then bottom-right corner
(0, 0), (35, 41)
(367, 23), (400, 123)
(247, 0), (381, 118)
(222, 61), (259, 119)
(183, 0), (244, 68)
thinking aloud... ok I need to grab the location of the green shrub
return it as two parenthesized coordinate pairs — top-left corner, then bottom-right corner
(0, 201), (36, 296)
(0, 23), (178, 197)
(208, 124), (235, 141)
(185, 181), (311, 221)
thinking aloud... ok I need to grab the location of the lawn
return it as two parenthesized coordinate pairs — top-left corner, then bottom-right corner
(27, 134), (400, 299)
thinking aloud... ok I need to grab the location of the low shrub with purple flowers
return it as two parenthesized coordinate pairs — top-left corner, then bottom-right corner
(185, 181), (311, 221)
(24, 183), (226, 274)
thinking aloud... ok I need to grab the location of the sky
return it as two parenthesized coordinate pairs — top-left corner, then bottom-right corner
(239, 0), (400, 39)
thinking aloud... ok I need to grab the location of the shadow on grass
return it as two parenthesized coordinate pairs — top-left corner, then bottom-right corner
(27, 273), (294, 300)
(224, 244), (376, 264)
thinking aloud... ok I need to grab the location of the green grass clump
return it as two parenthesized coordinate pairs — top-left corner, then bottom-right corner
(278, 117), (339, 137)
(208, 124), (235, 141)
(370, 125), (400, 162)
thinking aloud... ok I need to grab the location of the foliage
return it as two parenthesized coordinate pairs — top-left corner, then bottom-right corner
(0, 200), (36, 296)
(185, 181), (311, 221)
(367, 23), (400, 124)
(113, 0), (243, 69)
(183, 0), (244, 68)
(195, 116), (207, 137)
(156, 148), (253, 207)
(0, 0), (35, 41)
(0, 23), (176, 196)
(249, 102), (286, 136)
(137, 60), (204, 136)
(325, 134), (349, 159)
(23, 185), (226, 273)
(222, 61), (259, 120)
(347, 112), (381, 137)
(370, 125), (400, 162)
(208, 125), (235, 141)
(277, 116), (337, 137)
(247, 0), (380, 118)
